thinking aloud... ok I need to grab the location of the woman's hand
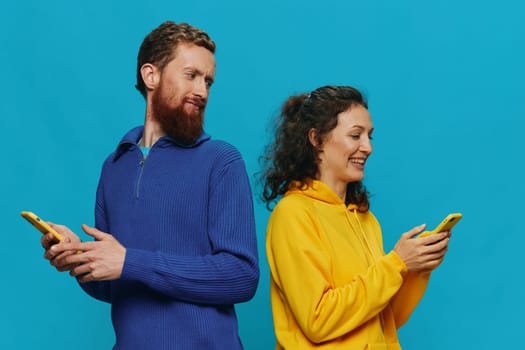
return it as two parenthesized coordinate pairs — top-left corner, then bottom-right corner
(393, 224), (451, 272)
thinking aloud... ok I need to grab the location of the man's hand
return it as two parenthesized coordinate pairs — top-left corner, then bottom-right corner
(50, 224), (126, 283)
(42, 223), (82, 272)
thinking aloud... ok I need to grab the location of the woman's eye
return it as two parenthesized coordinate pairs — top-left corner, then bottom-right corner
(350, 134), (360, 140)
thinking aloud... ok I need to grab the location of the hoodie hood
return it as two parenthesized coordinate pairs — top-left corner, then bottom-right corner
(286, 180), (361, 211)
(287, 180), (379, 264)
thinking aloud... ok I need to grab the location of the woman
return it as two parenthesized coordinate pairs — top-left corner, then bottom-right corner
(261, 86), (450, 349)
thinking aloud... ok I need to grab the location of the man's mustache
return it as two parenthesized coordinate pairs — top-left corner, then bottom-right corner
(184, 97), (206, 109)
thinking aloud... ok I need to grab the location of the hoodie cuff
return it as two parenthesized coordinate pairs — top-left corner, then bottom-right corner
(387, 250), (408, 277)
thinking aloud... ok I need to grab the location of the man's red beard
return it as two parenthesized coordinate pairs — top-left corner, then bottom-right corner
(151, 87), (205, 146)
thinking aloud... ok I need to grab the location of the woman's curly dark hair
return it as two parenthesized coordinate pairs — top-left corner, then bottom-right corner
(260, 85), (370, 210)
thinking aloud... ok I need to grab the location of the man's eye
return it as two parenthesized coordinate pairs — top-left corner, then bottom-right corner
(185, 72), (196, 79)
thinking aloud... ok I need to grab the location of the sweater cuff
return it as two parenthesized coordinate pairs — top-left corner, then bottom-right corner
(121, 248), (154, 281)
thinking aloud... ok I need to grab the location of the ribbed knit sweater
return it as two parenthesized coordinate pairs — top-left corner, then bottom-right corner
(80, 126), (259, 349)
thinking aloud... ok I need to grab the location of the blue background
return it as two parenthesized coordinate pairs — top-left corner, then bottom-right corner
(2, 1), (524, 348)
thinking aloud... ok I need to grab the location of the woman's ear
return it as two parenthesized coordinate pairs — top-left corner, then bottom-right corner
(308, 128), (319, 148)
(140, 63), (160, 92)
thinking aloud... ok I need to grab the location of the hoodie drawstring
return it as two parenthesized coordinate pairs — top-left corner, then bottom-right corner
(347, 207), (389, 348)
(349, 208), (380, 261)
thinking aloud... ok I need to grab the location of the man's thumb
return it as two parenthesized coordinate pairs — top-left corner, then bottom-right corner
(82, 224), (106, 240)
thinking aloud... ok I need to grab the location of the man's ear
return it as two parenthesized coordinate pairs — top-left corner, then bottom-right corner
(140, 63), (160, 92)
(308, 128), (320, 148)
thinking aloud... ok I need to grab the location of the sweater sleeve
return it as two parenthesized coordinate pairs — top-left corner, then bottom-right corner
(120, 156), (259, 305)
(267, 199), (407, 344)
(77, 170), (112, 303)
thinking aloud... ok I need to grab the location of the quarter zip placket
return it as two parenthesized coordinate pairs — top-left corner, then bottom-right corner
(135, 155), (146, 199)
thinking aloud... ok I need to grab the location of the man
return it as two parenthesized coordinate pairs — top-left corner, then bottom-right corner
(43, 21), (259, 349)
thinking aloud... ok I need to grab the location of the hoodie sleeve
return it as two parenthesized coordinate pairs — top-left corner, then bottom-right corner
(266, 197), (408, 344)
(390, 270), (431, 327)
(368, 212), (431, 328)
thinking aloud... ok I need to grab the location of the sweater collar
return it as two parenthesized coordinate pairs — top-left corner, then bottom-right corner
(113, 126), (211, 160)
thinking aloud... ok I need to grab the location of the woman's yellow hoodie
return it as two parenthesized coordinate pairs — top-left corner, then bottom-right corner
(266, 180), (430, 349)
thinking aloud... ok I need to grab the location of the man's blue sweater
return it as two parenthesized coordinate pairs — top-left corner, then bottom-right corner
(80, 126), (259, 349)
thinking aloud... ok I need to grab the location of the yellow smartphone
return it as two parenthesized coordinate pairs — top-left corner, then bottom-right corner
(418, 213), (462, 238)
(20, 211), (63, 242)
